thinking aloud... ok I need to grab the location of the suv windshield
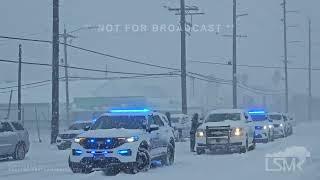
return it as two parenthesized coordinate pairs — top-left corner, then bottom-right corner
(91, 115), (146, 130)
(69, 122), (91, 130)
(205, 113), (241, 122)
(268, 115), (282, 120)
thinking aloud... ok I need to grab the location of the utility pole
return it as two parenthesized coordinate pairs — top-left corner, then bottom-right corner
(51, 0), (60, 144)
(18, 44), (22, 121)
(282, 0), (289, 113)
(180, 0), (187, 114)
(6, 90), (13, 120)
(63, 28), (70, 124)
(308, 18), (312, 121)
(232, 0), (237, 109)
(168, 2), (203, 114)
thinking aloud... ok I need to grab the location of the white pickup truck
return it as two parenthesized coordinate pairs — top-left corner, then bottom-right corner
(195, 109), (255, 154)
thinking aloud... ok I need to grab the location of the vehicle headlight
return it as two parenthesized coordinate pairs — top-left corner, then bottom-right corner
(125, 136), (139, 143)
(280, 123), (283, 127)
(233, 128), (243, 136)
(196, 130), (205, 137)
(74, 137), (85, 144)
(263, 125), (267, 130)
(268, 125), (273, 129)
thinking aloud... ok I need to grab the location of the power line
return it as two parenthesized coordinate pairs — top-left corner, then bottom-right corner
(0, 35), (285, 96)
(0, 79), (52, 90)
(0, 35), (178, 71)
(0, 74), (180, 93)
(188, 73), (283, 95)
(189, 60), (320, 71)
(0, 58), (177, 76)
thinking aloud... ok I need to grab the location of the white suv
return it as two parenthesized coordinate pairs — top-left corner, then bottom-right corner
(248, 110), (275, 143)
(268, 112), (292, 138)
(196, 109), (255, 154)
(68, 109), (175, 175)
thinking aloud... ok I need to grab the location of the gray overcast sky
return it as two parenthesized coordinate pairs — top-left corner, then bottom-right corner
(0, 0), (319, 104)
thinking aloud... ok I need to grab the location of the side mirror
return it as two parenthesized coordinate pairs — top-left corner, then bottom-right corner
(83, 126), (91, 131)
(148, 124), (159, 132)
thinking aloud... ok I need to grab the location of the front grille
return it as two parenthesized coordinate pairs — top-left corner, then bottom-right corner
(81, 138), (125, 150)
(206, 126), (231, 138)
(81, 157), (121, 168)
(59, 134), (78, 139)
(273, 124), (280, 128)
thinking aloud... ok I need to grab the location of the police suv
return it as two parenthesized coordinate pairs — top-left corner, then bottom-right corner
(195, 109), (255, 154)
(248, 110), (275, 143)
(68, 108), (175, 175)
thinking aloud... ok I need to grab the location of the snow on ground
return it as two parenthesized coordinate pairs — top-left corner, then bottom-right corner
(0, 122), (320, 180)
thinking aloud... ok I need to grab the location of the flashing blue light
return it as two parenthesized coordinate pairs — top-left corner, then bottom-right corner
(72, 149), (82, 156)
(90, 139), (95, 143)
(248, 110), (266, 115)
(106, 139), (111, 143)
(90, 150), (96, 154)
(118, 149), (132, 156)
(109, 108), (150, 113)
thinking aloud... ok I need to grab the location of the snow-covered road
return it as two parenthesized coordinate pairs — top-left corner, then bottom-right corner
(1, 122), (319, 180)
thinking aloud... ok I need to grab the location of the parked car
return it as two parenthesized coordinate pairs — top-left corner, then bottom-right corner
(56, 121), (93, 150)
(0, 121), (30, 160)
(170, 114), (191, 141)
(196, 109), (255, 154)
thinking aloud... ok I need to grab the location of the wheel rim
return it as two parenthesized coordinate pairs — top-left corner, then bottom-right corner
(136, 151), (149, 171)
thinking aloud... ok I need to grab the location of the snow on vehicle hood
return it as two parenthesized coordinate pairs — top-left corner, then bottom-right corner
(60, 129), (83, 135)
(199, 120), (245, 129)
(78, 129), (145, 138)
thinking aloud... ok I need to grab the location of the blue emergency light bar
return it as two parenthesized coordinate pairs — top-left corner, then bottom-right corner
(248, 110), (266, 115)
(109, 108), (151, 113)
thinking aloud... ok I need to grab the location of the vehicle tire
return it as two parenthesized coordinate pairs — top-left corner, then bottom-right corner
(249, 140), (256, 151)
(13, 143), (26, 160)
(271, 130), (275, 141)
(196, 148), (205, 155)
(125, 147), (151, 174)
(68, 157), (92, 174)
(103, 166), (121, 176)
(240, 138), (248, 154)
(163, 143), (175, 166)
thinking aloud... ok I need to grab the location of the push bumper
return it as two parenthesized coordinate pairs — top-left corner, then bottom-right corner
(196, 141), (243, 152)
(69, 156), (135, 170)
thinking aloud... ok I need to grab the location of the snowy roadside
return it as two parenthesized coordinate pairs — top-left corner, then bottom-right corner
(0, 122), (319, 180)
